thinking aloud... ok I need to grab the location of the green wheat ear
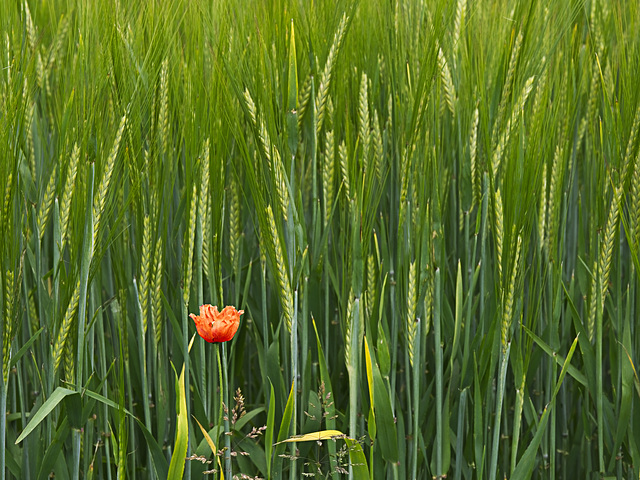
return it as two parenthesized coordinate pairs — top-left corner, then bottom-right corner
(183, 184), (198, 306)
(52, 280), (80, 375)
(266, 204), (293, 334)
(60, 143), (80, 251)
(140, 213), (151, 334)
(406, 260), (418, 367)
(36, 166), (57, 240)
(93, 114), (126, 248)
(316, 13), (348, 136)
(152, 236), (164, 348)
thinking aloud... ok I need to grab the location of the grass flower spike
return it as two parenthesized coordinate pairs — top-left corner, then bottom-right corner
(190, 305), (244, 343)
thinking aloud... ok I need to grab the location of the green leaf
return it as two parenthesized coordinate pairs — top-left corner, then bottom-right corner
(522, 325), (587, 387)
(450, 261), (463, 371)
(194, 416), (224, 479)
(272, 380), (296, 477)
(365, 335), (398, 463)
(64, 390), (82, 430)
(167, 361), (189, 479)
(511, 335), (579, 480)
(312, 317), (339, 475)
(562, 280), (597, 391)
(609, 311), (633, 471)
(287, 19), (298, 156)
(278, 429), (345, 443)
(9, 327), (43, 369)
(83, 386), (169, 478)
(277, 381), (295, 444)
(364, 336), (375, 409)
(16, 387), (77, 444)
(344, 437), (370, 480)
(266, 381), (276, 478)
(36, 417), (70, 480)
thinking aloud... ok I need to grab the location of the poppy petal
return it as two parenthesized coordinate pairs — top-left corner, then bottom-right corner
(190, 304), (244, 343)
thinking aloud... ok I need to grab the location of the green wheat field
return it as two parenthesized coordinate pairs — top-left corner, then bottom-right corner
(2, 0), (640, 478)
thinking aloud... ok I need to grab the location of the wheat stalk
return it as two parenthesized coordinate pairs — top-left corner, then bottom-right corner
(406, 260), (418, 367)
(60, 143), (80, 250)
(470, 107), (480, 205)
(316, 13), (348, 136)
(578, 58), (600, 145)
(46, 13), (70, 71)
(229, 172), (241, 267)
(501, 235), (521, 352)
(182, 184), (198, 305)
(200, 139), (211, 277)
(36, 51), (45, 90)
(272, 148), (289, 218)
(492, 29), (523, 148)
(622, 103), (640, 180)
(2, 270), (14, 384)
(366, 253), (376, 321)
(24, 80), (35, 179)
(492, 77), (534, 181)
(296, 74), (313, 131)
(93, 115), (126, 248)
(494, 188), (504, 284)
(398, 144), (415, 235)
(140, 214), (151, 334)
(358, 72), (371, 170)
(152, 237), (164, 348)
(338, 140), (350, 200)
(322, 128), (335, 225)
(438, 47), (456, 116)
(453, 0), (466, 56)
(538, 161), (547, 253)
(158, 58), (169, 156)
(267, 205), (293, 333)
(372, 109), (383, 182)
(344, 288), (354, 370)
(37, 166), (57, 241)
(2, 170), (12, 222)
(629, 150), (640, 249)
(243, 87), (258, 128)
(63, 333), (75, 384)
(52, 280), (80, 374)
(598, 186), (622, 318)
(546, 138), (565, 261)
(23, 0), (37, 51)
(4, 33), (11, 87)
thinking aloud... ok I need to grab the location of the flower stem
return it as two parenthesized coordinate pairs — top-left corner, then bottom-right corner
(221, 343), (232, 479)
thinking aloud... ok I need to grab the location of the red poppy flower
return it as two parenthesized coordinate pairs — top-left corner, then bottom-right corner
(190, 304), (244, 343)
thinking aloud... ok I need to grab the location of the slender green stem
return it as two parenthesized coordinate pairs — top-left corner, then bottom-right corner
(489, 343), (511, 480)
(479, 174), (489, 337)
(348, 297), (361, 480)
(73, 162), (95, 480)
(261, 260), (269, 401)
(510, 376), (525, 474)
(411, 317), (421, 480)
(0, 377), (6, 480)
(96, 292), (113, 480)
(133, 279), (153, 477)
(195, 214), (205, 412)
(596, 275), (604, 475)
(389, 264), (397, 412)
(454, 388), (468, 480)
(290, 289), (299, 478)
(181, 296), (191, 479)
(222, 342), (232, 479)
(434, 268), (443, 479)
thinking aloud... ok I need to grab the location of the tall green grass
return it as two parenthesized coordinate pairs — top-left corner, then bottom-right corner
(2, 0), (640, 478)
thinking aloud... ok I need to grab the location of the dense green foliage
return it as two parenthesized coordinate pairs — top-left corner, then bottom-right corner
(2, 0), (640, 478)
